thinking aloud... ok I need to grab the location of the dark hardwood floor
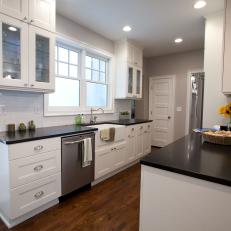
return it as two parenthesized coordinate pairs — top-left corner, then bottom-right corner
(0, 164), (141, 231)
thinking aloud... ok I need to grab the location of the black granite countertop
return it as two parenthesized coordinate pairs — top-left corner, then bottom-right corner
(140, 133), (231, 187)
(82, 119), (152, 126)
(0, 125), (98, 145)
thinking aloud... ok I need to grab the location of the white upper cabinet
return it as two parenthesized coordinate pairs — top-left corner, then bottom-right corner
(115, 40), (143, 99)
(0, 0), (28, 22)
(29, 26), (55, 90)
(0, 0), (55, 32)
(0, 0), (55, 92)
(0, 14), (29, 88)
(29, 0), (55, 32)
(223, 0), (231, 94)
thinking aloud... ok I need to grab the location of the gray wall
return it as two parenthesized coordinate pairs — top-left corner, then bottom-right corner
(136, 49), (204, 140)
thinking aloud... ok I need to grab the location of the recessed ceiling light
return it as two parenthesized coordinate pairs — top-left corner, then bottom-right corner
(123, 25), (132, 32)
(194, 0), (207, 9)
(175, 38), (183, 43)
(8, 26), (17, 32)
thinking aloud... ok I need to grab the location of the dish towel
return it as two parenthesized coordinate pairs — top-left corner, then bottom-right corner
(100, 128), (115, 142)
(82, 138), (92, 168)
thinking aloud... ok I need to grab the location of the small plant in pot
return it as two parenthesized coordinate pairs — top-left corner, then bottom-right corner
(219, 103), (231, 131)
(119, 111), (130, 120)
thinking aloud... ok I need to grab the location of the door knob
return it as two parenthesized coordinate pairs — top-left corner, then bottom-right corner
(168, 116), (171, 119)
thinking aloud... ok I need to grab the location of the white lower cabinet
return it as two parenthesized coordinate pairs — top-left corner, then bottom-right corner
(126, 126), (137, 163)
(95, 123), (152, 180)
(143, 123), (152, 155)
(95, 141), (127, 180)
(0, 137), (61, 228)
(136, 124), (144, 158)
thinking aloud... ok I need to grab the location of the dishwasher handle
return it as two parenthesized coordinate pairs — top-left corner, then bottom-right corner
(64, 140), (84, 145)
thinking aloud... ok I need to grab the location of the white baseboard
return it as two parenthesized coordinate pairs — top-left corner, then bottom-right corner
(0, 199), (59, 228)
(92, 160), (139, 186)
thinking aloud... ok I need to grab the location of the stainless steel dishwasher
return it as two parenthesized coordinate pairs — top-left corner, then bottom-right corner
(61, 132), (95, 196)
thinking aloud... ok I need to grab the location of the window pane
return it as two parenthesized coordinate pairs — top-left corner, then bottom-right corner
(100, 72), (106, 83)
(100, 60), (106, 73)
(58, 47), (68, 62)
(92, 70), (99, 81)
(70, 50), (78, 65)
(55, 61), (57, 75)
(86, 56), (92, 68)
(49, 78), (80, 107)
(92, 58), (99, 70)
(87, 82), (107, 107)
(86, 68), (91, 80)
(58, 62), (68, 76)
(55, 46), (58, 60)
(69, 65), (78, 78)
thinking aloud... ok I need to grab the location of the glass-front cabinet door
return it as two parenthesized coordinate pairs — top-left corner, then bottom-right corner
(135, 68), (142, 98)
(127, 66), (134, 97)
(29, 26), (55, 91)
(0, 14), (28, 88)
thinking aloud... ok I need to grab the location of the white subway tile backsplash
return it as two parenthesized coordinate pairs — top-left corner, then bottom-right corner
(0, 91), (131, 132)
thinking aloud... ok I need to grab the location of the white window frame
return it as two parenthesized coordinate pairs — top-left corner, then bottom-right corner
(44, 36), (115, 116)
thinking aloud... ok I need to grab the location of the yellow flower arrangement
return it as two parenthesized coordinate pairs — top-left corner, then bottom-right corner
(219, 103), (231, 118)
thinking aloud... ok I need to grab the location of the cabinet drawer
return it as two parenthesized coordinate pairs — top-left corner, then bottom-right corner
(10, 173), (61, 219)
(9, 137), (61, 160)
(10, 150), (61, 188)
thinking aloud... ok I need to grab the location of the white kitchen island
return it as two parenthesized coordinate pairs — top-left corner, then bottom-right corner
(139, 134), (231, 231)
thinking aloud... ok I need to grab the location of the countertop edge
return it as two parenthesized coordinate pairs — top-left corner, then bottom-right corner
(140, 160), (231, 187)
(1, 128), (98, 145)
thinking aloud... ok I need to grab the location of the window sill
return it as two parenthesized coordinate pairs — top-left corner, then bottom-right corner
(44, 109), (115, 117)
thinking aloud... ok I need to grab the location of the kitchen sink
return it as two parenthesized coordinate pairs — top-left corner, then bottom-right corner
(87, 124), (126, 146)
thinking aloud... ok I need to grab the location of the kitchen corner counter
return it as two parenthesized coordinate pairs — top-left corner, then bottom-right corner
(140, 133), (231, 187)
(0, 125), (98, 145)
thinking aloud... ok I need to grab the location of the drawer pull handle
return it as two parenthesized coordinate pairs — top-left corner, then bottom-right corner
(131, 128), (134, 131)
(34, 165), (43, 172)
(34, 191), (44, 199)
(144, 131), (148, 134)
(34, 145), (44, 151)
(148, 125), (150, 128)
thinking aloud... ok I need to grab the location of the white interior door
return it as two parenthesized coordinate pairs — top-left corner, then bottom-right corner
(149, 76), (175, 147)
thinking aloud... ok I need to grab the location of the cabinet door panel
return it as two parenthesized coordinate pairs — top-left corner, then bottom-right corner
(136, 125), (144, 158)
(114, 143), (126, 169)
(29, 0), (55, 32)
(95, 148), (113, 179)
(134, 47), (143, 67)
(135, 68), (142, 98)
(29, 25), (55, 91)
(126, 127), (136, 163)
(0, 14), (28, 88)
(0, 0), (28, 21)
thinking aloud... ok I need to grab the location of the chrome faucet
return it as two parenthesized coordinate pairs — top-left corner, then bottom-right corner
(90, 108), (104, 124)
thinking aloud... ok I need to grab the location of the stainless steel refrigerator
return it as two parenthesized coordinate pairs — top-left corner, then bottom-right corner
(189, 72), (205, 132)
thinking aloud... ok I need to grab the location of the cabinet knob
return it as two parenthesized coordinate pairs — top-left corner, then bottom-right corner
(34, 145), (44, 151)
(23, 16), (27, 21)
(30, 19), (34, 23)
(34, 191), (44, 199)
(24, 83), (28, 87)
(34, 165), (43, 172)
(31, 84), (34, 87)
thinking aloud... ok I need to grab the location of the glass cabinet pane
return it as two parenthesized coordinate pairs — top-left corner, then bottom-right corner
(136, 70), (141, 94)
(128, 67), (133, 94)
(36, 35), (49, 83)
(2, 23), (21, 80)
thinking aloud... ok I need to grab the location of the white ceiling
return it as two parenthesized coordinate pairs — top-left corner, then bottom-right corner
(57, 0), (224, 57)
